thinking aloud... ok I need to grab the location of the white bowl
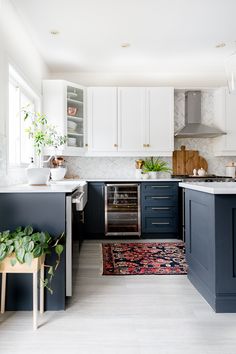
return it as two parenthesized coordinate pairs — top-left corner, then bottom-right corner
(67, 121), (77, 131)
(26, 168), (50, 185)
(68, 137), (77, 146)
(50, 167), (67, 181)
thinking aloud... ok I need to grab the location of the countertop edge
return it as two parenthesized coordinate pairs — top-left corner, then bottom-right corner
(179, 182), (236, 194)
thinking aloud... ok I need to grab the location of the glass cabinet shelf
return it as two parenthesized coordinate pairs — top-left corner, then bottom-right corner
(67, 85), (84, 148)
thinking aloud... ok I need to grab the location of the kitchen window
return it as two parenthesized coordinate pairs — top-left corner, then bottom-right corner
(8, 65), (39, 167)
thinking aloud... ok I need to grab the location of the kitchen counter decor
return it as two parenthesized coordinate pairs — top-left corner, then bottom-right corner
(142, 157), (171, 179)
(22, 107), (67, 185)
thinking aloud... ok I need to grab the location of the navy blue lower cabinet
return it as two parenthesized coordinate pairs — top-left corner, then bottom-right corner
(185, 189), (236, 313)
(141, 182), (180, 238)
(0, 193), (66, 311)
(84, 182), (105, 237)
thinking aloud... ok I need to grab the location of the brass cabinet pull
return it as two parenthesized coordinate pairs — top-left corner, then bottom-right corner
(85, 143), (88, 147)
(152, 222), (170, 225)
(114, 144), (118, 147)
(143, 144), (147, 148)
(146, 144), (150, 147)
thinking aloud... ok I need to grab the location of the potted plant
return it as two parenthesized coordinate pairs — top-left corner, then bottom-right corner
(0, 225), (64, 294)
(22, 107), (67, 185)
(142, 157), (171, 179)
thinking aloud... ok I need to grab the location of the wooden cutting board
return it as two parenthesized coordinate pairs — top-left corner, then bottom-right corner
(172, 145), (208, 175)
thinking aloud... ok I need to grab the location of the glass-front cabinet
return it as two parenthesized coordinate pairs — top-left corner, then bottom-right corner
(43, 80), (86, 156)
(66, 85), (84, 149)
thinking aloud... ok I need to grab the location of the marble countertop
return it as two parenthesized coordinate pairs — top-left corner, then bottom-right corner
(0, 181), (86, 193)
(179, 181), (236, 194)
(0, 178), (181, 193)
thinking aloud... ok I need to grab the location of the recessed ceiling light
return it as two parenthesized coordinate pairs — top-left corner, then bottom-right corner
(50, 30), (60, 36)
(121, 43), (130, 48)
(215, 42), (226, 48)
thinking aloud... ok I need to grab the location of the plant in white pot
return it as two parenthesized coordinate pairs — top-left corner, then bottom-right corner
(22, 108), (67, 185)
(142, 157), (171, 179)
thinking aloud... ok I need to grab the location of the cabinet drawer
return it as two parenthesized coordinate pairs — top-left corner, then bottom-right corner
(142, 205), (177, 217)
(142, 182), (178, 196)
(142, 217), (178, 233)
(142, 194), (177, 206)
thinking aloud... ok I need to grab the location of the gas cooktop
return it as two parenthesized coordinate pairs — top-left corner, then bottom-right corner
(172, 174), (233, 182)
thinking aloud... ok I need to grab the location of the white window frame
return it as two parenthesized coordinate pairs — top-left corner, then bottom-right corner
(7, 65), (40, 169)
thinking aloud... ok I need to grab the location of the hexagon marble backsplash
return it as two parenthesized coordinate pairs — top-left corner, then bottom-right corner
(65, 91), (235, 179)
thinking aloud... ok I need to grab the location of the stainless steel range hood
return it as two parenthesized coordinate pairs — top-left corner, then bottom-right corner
(174, 91), (226, 138)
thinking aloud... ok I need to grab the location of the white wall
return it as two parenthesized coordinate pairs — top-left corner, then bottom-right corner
(0, 0), (49, 185)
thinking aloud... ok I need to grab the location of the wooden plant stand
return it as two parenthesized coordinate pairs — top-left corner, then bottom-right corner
(0, 254), (45, 330)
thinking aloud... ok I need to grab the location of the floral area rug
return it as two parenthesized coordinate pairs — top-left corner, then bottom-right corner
(102, 242), (187, 275)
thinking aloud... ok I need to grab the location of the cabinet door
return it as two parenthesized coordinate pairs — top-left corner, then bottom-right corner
(87, 88), (117, 151)
(84, 183), (105, 235)
(118, 88), (146, 152)
(66, 84), (85, 150)
(145, 88), (174, 154)
(214, 88), (236, 156)
(43, 80), (86, 156)
(225, 91), (236, 151)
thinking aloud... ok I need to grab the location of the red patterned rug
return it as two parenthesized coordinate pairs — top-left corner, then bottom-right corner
(102, 242), (187, 275)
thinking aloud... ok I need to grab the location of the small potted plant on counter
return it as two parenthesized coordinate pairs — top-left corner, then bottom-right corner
(22, 107), (67, 185)
(0, 225), (64, 294)
(142, 157), (171, 179)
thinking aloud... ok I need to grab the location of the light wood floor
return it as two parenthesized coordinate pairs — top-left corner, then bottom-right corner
(1, 239), (236, 354)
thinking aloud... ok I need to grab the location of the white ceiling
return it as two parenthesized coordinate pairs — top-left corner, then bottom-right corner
(10, 0), (236, 80)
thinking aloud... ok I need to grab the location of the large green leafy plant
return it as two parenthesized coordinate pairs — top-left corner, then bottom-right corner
(22, 107), (67, 157)
(142, 157), (171, 173)
(0, 225), (64, 294)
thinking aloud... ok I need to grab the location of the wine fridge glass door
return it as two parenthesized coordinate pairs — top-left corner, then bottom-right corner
(105, 183), (141, 236)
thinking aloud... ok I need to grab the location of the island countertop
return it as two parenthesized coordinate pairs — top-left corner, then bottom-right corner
(0, 181), (87, 193)
(179, 181), (236, 194)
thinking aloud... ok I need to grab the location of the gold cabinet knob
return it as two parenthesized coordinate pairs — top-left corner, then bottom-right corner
(143, 144), (147, 148)
(85, 143), (88, 147)
(114, 144), (118, 147)
(146, 144), (150, 147)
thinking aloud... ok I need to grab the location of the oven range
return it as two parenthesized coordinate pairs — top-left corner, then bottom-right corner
(172, 174), (233, 182)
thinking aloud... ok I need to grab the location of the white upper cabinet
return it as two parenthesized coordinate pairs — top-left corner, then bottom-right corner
(87, 87), (117, 152)
(118, 88), (146, 152)
(43, 80), (86, 156)
(214, 87), (236, 156)
(145, 87), (174, 154)
(87, 86), (174, 156)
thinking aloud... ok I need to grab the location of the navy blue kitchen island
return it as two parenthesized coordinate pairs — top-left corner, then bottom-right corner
(180, 182), (236, 313)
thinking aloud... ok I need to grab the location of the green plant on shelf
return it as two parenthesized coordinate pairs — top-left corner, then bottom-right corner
(142, 157), (171, 173)
(0, 225), (64, 294)
(22, 106), (67, 156)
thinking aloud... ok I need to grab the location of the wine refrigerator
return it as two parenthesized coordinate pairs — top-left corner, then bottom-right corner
(105, 183), (141, 236)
